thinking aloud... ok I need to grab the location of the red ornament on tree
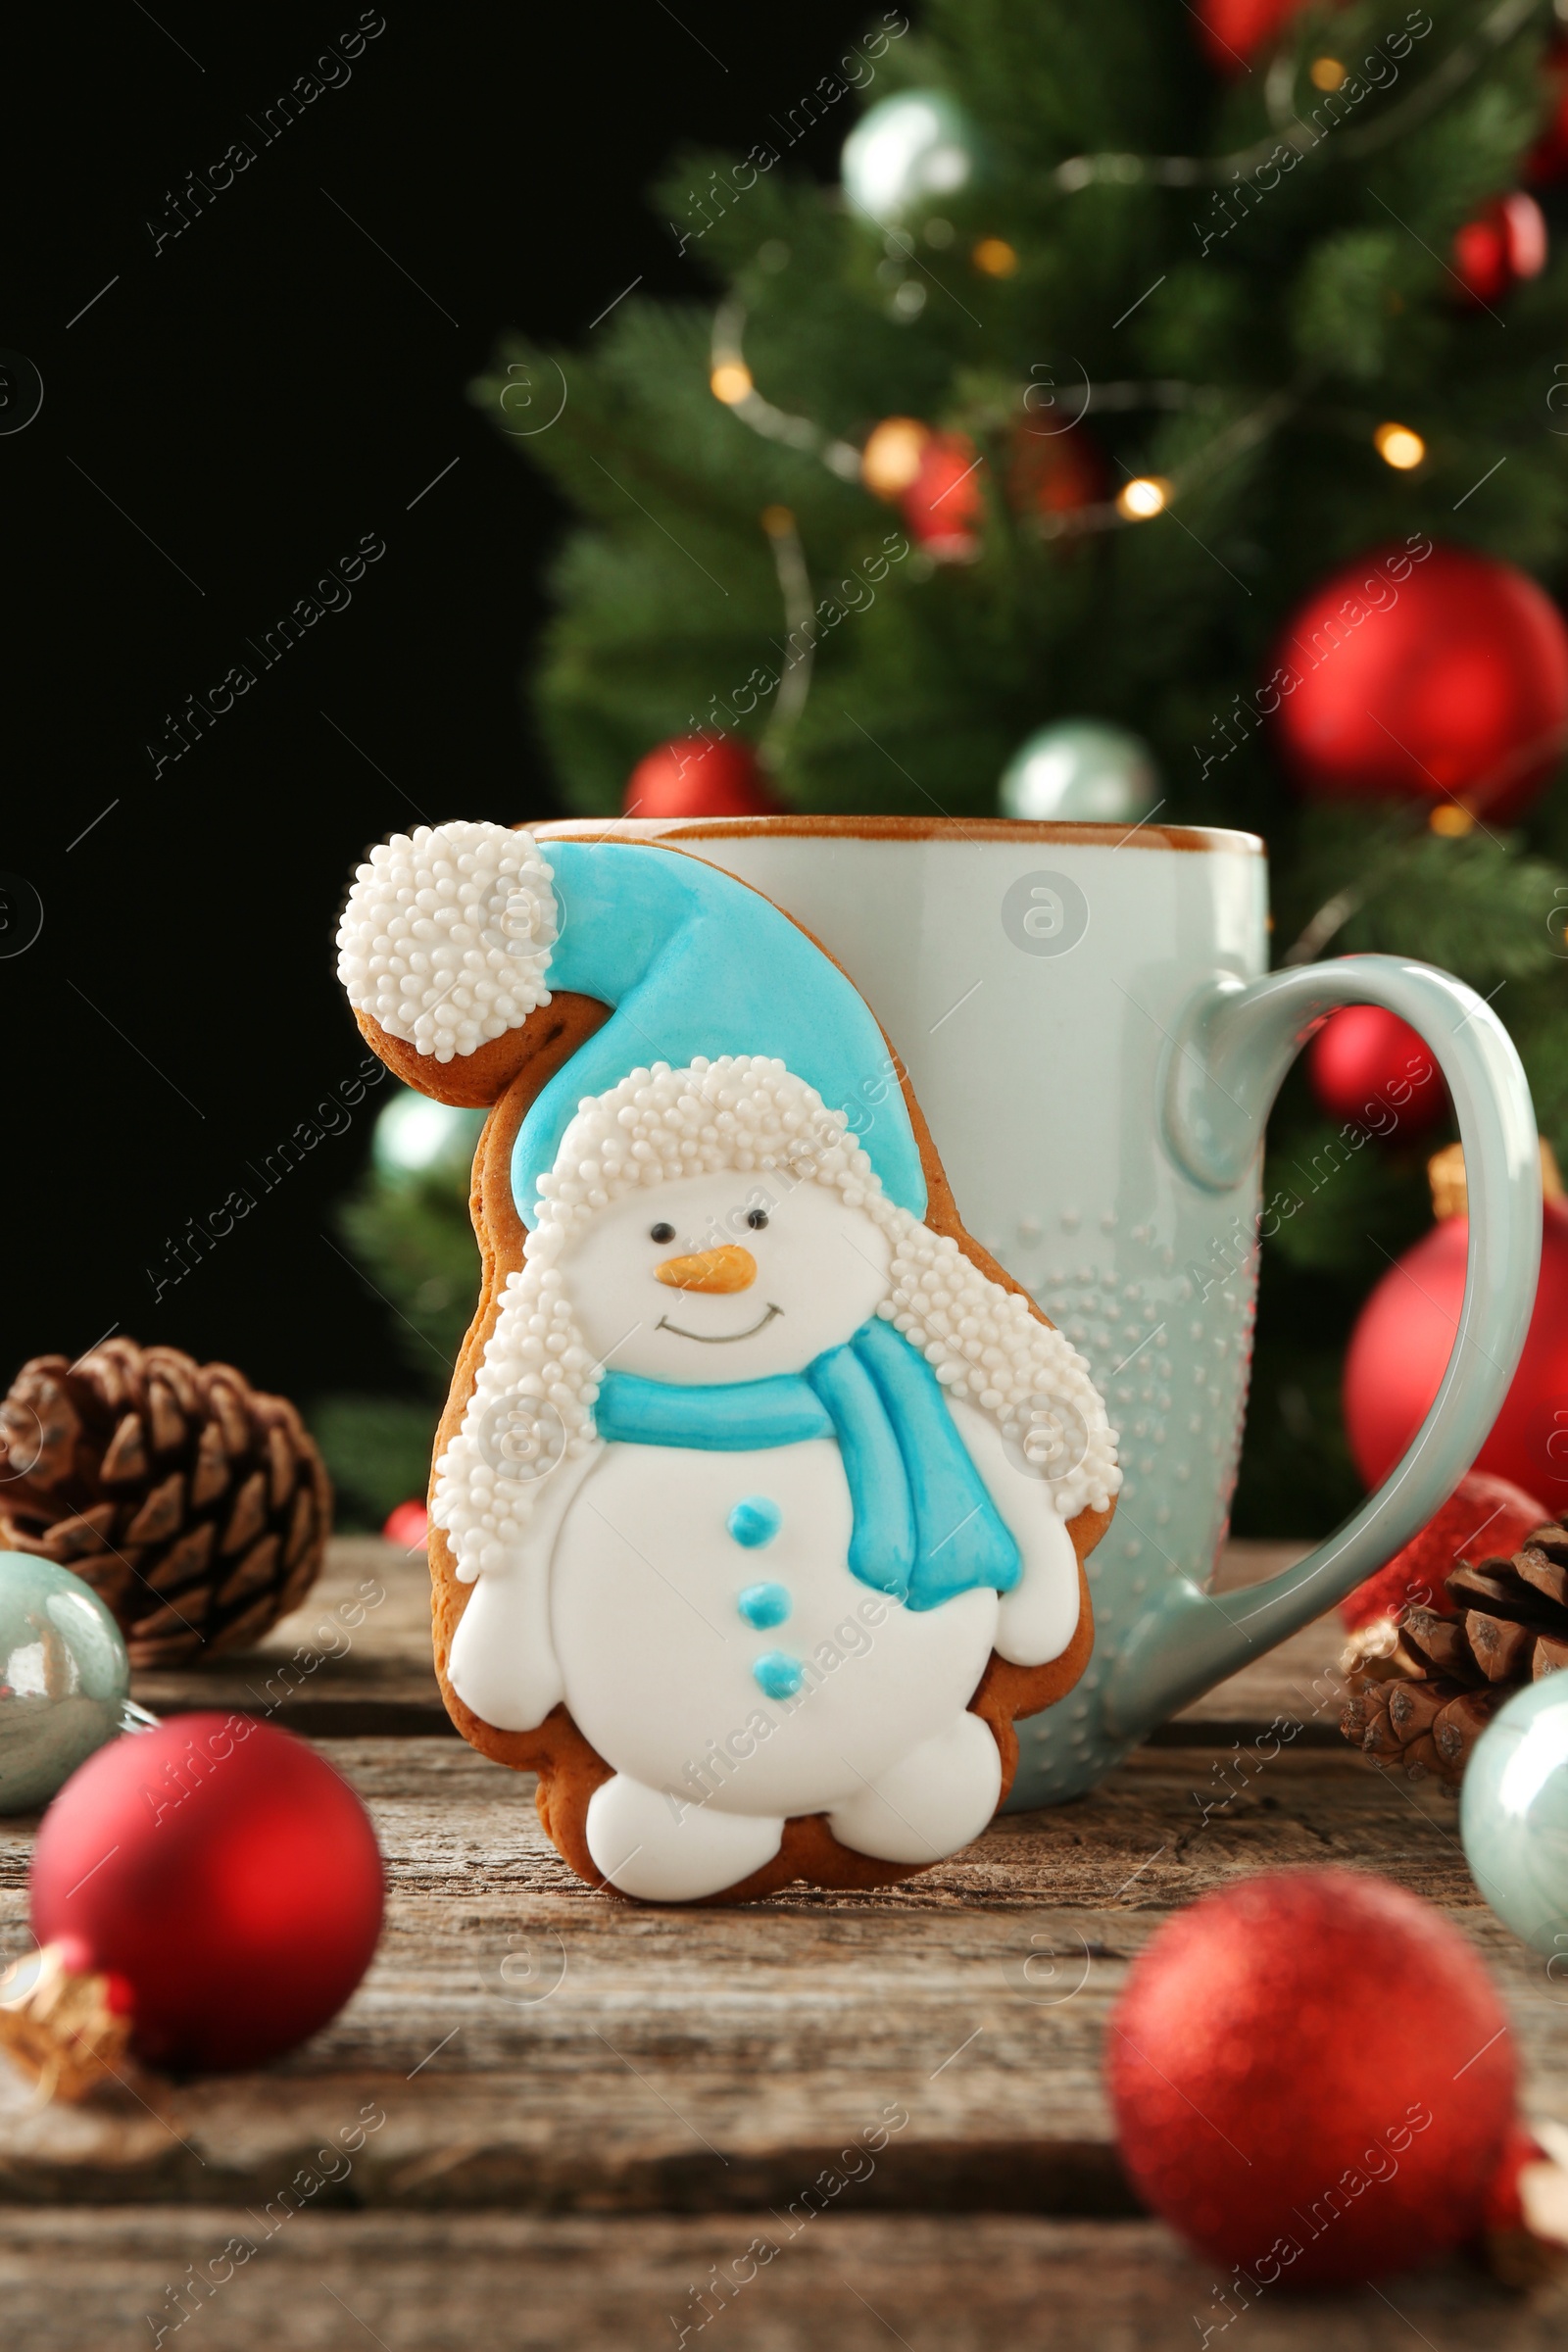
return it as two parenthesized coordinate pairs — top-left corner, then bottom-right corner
(1008, 422), (1106, 524)
(623, 733), (778, 818)
(1272, 544), (1568, 824)
(1108, 1871), (1518, 2285)
(1451, 192), (1548, 306)
(901, 430), (984, 561)
(382, 1497), (429, 1549)
(1339, 1467), (1548, 1632)
(1529, 41), (1568, 183)
(6, 1715), (383, 2088)
(1193, 0), (1333, 73)
(1344, 1146), (1568, 1502)
(1307, 1004), (1446, 1133)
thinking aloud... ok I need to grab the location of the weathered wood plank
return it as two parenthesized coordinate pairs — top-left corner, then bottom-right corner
(1, 1737), (1560, 2214)
(0, 2211), (1557, 2352)
(123, 1536), (1348, 1743)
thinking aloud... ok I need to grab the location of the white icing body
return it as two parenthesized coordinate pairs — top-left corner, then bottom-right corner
(553, 1439), (998, 1811)
(444, 1160), (1090, 1899)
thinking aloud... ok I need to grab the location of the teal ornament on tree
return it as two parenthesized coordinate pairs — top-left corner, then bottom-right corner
(841, 91), (978, 227)
(1461, 1677), (1568, 1966)
(999, 721), (1160, 823)
(0, 1553), (155, 1813)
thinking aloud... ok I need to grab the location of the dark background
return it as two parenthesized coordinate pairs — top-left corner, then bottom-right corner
(2, 2), (862, 1409)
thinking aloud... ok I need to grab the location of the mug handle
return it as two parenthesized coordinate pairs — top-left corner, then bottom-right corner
(1103, 953), (1541, 1744)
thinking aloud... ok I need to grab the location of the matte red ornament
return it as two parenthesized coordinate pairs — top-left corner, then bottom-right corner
(1272, 544), (1568, 823)
(1193, 0), (1332, 73)
(29, 1714), (383, 2075)
(1108, 1871), (1517, 2285)
(623, 734), (778, 818)
(1344, 1191), (1568, 1502)
(382, 1497), (429, 1549)
(901, 431), (983, 561)
(1008, 422), (1106, 524)
(1338, 1468), (1548, 1632)
(1307, 1004), (1446, 1133)
(1451, 193), (1547, 307)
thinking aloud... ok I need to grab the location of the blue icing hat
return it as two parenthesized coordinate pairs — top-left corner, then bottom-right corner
(514, 840), (926, 1224)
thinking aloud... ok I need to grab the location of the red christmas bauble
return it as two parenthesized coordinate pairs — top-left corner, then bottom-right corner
(1344, 1192), (1568, 1501)
(382, 1497), (429, 1549)
(1272, 544), (1568, 823)
(1008, 422), (1106, 522)
(1529, 41), (1568, 183)
(31, 1714), (383, 2074)
(1108, 1871), (1517, 2284)
(1307, 1004), (1446, 1133)
(1193, 0), (1331, 73)
(901, 431), (983, 561)
(1451, 193), (1548, 307)
(623, 733), (777, 818)
(1339, 1468), (1547, 1632)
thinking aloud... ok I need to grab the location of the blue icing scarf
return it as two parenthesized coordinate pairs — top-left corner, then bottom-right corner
(594, 1315), (1020, 1614)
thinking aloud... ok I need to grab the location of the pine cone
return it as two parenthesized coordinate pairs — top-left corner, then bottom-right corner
(0, 1339), (331, 1667)
(1341, 1525), (1568, 1790)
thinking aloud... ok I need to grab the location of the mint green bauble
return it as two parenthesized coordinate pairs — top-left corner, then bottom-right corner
(0, 1553), (146, 1813)
(1460, 1677), (1568, 1962)
(999, 721), (1160, 824)
(841, 92), (978, 227)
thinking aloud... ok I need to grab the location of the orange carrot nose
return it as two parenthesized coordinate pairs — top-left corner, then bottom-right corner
(654, 1245), (758, 1294)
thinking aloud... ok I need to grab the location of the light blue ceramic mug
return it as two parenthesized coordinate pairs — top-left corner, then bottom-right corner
(585, 815), (1542, 1803)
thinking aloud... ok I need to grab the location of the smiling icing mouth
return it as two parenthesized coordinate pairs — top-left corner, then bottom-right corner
(656, 1304), (784, 1345)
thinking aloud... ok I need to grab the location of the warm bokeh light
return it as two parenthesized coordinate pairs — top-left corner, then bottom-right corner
(1309, 56), (1347, 90)
(710, 362), (754, 405)
(1431, 804), (1475, 837)
(972, 237), (1018, 277)
(860, 416), (931, 497)
(760, 504), (796, 537)
(1374, 421), (1426, 470)
(1116, 475), (1170, 520)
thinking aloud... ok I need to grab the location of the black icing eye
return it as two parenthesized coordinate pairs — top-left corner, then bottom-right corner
(746, 1207), (769, 1231)
(650, 1222), (676, 1245)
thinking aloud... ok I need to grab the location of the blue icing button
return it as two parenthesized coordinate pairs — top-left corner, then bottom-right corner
(727, 1494), (782, 1549)
(752, 1650), (805, 1701)
(737, 1581), (792, 1631)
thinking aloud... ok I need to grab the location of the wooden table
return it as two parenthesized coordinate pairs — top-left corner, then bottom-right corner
(3, 1540), (1564, 2349)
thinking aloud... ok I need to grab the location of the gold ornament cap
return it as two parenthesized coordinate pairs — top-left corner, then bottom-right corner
(1428, 1139), (1564, 1222)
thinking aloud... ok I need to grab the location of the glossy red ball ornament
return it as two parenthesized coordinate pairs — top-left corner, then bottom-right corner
(1339, 1468), (1547, 1632)
(1108, 1871), (1518, 2285)
(623, 733), (778, 818)
(901, 431), (983, 561)
(1193, 0), (1331, 73)
(30, 1714), (383, 2074)
(1451, 193), (1547, 307)
(1307, 1004), (1446, 1133)
(1344, 1186), (1568, 1502)
(1272, 544), (1568, 824)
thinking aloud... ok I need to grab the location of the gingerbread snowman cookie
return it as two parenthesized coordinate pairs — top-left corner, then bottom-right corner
(335, 822), (1120, 1902)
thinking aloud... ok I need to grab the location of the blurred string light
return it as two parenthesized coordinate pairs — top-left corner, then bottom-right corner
(1309, 57), (1347, 90)
(710, 361), (754, 405)
(1374, 421), (1426, 469)
(972, 237), (1018, 277)
(1116, 475), (1171, 520)
(860, 416), (930, 496)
